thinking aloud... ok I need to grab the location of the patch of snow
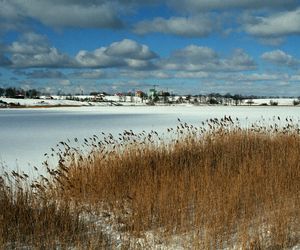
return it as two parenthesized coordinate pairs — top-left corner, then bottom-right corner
(0, 97), (89, 107)
(244, 98), (297, 106)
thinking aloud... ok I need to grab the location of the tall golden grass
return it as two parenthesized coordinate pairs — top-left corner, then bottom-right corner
(0, 170), (111, 248)
(1, 116), (299, 248)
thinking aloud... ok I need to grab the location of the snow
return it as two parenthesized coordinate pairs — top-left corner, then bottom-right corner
(1, 105), (300, 172)
(243, 98), (298, 106)
(0, 97), (89, 106)
(0, 96), (147, 107)
(1, 97), (299, 108)
(81, 204), (300, 249)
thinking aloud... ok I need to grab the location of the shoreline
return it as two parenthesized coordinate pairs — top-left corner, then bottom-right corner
(1, 104), (299, 109)
(0, 105), (300, 110)
(1, 97), (300, 109)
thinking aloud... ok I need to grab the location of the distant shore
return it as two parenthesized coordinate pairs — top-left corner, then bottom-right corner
(1, 97), (300, 109)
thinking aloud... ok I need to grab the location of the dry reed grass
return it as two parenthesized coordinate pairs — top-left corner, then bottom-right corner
(1, 116), (299, 249)
(0, 171), (109, 248)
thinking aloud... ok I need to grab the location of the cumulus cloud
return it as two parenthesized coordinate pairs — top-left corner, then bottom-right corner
(185, 72), (276, 82)
(11, 47), (73, 68)
(2, 33), (73, 68)
(3, 36), (158, 70)
(18, 70), (67, 79)
(134, 16), (214, 37)
(169, 0), (297, 12)
(0, 1), (20, 20)
(216, 72), (289, 82)
(174, 71), (209, 78)
(258, 37), (286, 46)
(74, 39), (157, 69)
(0, 0), (123, 29)
(124, 59), (156, 70)
(161, 45), (256, 72)
(71, 70), (107, 79)
(120, 70), (170, 79)
(105, 39), (157, 60)
(183, 46), (217, 61)
(261, 50), (299, 67)
(166, 45), (218, 68)
(58, 79), (71, 86)
(290, 74), (300, 81)
(226, 49), (256, 71)
(244, 8), (300, 37)
(7, 33), (51, 55)
(75, 48), (125, 68)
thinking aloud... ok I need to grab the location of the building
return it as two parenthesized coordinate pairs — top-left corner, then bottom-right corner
(148, 88), (157, 99)
(135, 90), (145, 98)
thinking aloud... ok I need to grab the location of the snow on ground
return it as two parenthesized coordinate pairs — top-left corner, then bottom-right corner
(82, 204), (300, 249)
(0, 96), (146, 107)
(0, 97), (89, 107)
(1, 105), (300, 173)
(1, 96), (299, 108)
(243, 98), (298, 106)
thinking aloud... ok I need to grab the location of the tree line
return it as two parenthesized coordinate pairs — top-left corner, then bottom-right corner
(0, 87), (298, 102)
(0, 87), (40, 98)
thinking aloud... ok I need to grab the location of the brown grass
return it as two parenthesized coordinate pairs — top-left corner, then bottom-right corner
(1, 116), (300, 248)
(0, 172), (108, 248)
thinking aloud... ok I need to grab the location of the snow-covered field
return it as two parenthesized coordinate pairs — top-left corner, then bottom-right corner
(1, 97), (300, 107)
(1, 105), (300, 173)
(0, 97), (89, 106)
(0, 97), (146, 107)
(244, 98), (297, 106)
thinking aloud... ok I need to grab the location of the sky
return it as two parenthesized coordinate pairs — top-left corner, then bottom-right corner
(1, 0), (300, 96)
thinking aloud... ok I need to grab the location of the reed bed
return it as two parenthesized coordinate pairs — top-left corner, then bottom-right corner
(1, 116), (300, 249)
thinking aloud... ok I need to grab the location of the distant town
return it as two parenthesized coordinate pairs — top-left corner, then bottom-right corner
(1, 86), (300, 108)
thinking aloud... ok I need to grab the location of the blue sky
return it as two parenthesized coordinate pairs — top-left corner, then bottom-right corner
(1, 0), (300, 96)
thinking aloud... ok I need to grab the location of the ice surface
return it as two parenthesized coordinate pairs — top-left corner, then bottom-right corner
(1, 106), (300, 172)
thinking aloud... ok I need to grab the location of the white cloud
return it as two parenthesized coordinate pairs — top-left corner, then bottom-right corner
(161, 45), (256, 72)
(120, 70), (170, 79)
(7, 33), (50, 55)
(225, 49), (256, 71)
(4, 36), (158, 69)
(59, 79), (71, 86)
(244, 8), (300, 37)
(290, 74), (300, 81)
(75, 48), (125, 68)
(169, 0), (297, 11)
(16, 69), (67, 79)
(74, 39), (157, 69)
(124, 59), (155, 70)
(3, 33), (73, 68)
(261, 50), (299, 67)
(71, 70), (107, 79)
(0, 0), (123, 29)
(174, 71), (209, 78)
(170, 45), (218, 63)
(134, 16), (214, 37)
(0, 0), (20, 20)
(227, 73), (288, 82)
(11, 47), (72, 68)
(258, 37), (285, 46)
(105, 39), (157, 60)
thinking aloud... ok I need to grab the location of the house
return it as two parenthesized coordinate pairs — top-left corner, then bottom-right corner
(14, 94), (25, 99)
(135, 90), (145, 98)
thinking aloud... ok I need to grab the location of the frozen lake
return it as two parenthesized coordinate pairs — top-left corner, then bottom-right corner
(1, 106), (300, 173)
